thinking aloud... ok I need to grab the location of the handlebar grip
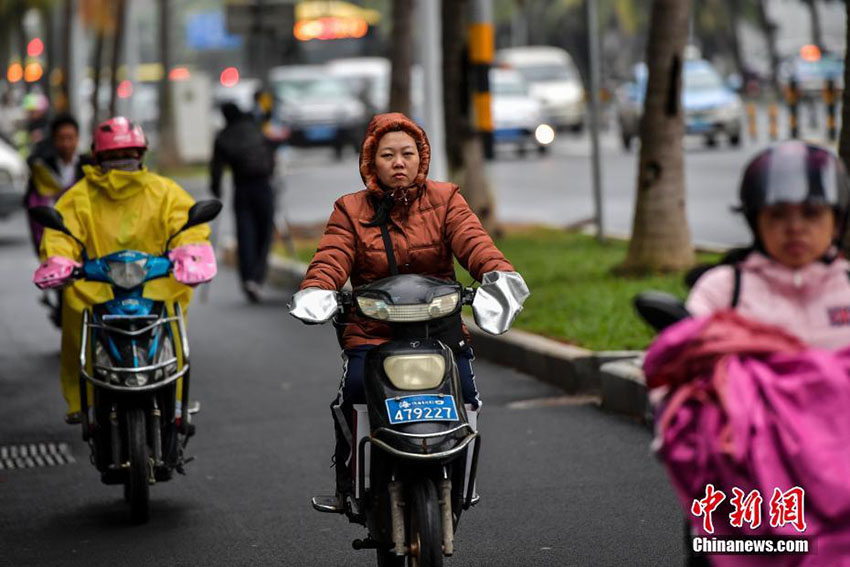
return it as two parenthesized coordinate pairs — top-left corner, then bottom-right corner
(461, 287), (477, 306)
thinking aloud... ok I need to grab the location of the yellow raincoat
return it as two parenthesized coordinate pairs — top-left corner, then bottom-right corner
(41, 165), (211, 415)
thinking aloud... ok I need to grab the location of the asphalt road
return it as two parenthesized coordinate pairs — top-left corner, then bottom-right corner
(0, 211), (685, 566)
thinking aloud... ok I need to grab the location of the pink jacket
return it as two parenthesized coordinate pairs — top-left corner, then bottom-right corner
(645, 311), (850, 567)
(687, 251), (850, 350)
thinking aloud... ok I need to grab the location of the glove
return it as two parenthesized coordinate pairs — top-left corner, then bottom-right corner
(168, 243), (217, 286)
(288, 287), (339, 324)
(472, 271), (530, 335)
(33, 256), (80, 290)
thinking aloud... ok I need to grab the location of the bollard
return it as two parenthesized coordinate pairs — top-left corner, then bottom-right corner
(824, 78), (837, 142)
(468, 1), (495, 159)
(746, 102), (757, 141)
(787, 78), (799, 139)
(768, 103), (779, 141)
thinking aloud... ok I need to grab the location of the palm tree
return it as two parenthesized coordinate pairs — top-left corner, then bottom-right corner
(109, 0), (127, 117)
(388, 0), (413, 116)
(620, 0), (694, 273)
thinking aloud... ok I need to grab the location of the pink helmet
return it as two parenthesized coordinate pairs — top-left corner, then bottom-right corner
(92, 116), (147, 156)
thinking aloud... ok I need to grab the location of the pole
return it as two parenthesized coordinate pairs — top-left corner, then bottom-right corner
(587, 0), (604, 242)
(418, 0), (447, 182)
(468, 0), (494, 160)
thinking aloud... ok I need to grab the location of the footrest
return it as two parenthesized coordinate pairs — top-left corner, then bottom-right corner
(312, 495), (345, 514)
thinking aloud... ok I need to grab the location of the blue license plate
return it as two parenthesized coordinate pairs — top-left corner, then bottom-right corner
(385, 395), (459, 425)
(494, 128), (525, 142)
(304, 125), (337, 141)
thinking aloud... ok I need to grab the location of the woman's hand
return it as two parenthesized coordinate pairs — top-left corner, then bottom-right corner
(33, 256), (81, 290)
(289, 288), (340, 324)
(168, 243), (217, 286)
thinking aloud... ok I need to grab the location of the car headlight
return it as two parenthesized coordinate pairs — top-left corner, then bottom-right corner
(535, 124), (555, 145)
(357, 292), (459, 322)
(383, 354), (446, 390)
(107, 259), (148, 289)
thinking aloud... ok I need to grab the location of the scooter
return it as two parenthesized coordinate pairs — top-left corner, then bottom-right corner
(293, 273), (520, 567)
(29, 201), (221, 524)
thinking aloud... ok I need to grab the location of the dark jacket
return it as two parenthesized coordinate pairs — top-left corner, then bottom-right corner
(210, 117), (275, 198)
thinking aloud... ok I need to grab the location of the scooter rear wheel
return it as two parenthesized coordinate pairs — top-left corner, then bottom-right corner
(408, 478), (443, 567)
(126, 408), (150, 524)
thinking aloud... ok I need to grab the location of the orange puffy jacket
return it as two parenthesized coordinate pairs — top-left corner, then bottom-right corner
(300, 112), (514, 350)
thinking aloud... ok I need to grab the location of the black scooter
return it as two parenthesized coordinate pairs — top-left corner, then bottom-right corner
(299, 274), (485, 567)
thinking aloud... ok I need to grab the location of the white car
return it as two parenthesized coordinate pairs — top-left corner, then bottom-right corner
(326, 57), (425, 121)
(490, 68), (554, 156)
(0, 135), (27, 218)
(496, 46), (586, 132)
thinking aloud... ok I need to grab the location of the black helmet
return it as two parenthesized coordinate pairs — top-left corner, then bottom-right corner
(738, 141), (850, 241)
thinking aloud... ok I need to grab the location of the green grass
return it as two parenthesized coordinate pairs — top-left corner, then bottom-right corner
(277, 227), (720, 351)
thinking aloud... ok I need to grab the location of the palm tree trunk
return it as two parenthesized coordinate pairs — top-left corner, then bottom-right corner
(109, 0), (127, 116)
(442, 0), (469, 172)
(620, 0), (694, 273)
(59, 0), (74, 112)
(388, 0), (413, 116)
(724, 0), (746, 80)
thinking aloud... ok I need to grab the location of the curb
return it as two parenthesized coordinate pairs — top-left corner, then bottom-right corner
(228, 247), (651, 423)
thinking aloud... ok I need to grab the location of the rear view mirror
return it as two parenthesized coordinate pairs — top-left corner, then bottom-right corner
(29, 206), (69, 234)
(165, 199), (223, 252)
(183, 200), (222, 231)
(633, 291), (690, 332)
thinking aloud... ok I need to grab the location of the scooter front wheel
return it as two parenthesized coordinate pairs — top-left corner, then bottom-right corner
(125, 408), (150, 524)
(408, 478), (443, 567)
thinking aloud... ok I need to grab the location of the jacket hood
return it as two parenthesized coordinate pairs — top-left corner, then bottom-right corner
(82, 164), (149, 200)
(359, 112), (430, 199)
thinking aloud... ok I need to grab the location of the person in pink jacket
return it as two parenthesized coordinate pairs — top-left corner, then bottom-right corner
(687, 141), (850, 350)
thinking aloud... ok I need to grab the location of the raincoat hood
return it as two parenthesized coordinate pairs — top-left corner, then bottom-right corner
(82, 164), (148, 200)
(359, 112), (431, 199)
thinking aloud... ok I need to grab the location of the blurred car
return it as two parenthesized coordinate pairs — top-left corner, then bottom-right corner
(269, 65), (366, 159)
(326, 57), (426, 122)
(779, 48), (844, 98)
(490, 68), (554, 156)
(0, 134), (27, 218)
(617, 59), (743, 150)
(495, 46), (586, 132)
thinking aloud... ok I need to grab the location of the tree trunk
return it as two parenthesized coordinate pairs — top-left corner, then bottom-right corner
(619, 0), (694, 274)
(441, 0), (497, 234)
(157, 0), (178, 167)
(803, 0), (823, 50)
(756, 0), (781, 95)
(109, 0), (127, 116)
(442, 0), (469, 172)
(90, 27), (105, 133)
(388, 0), (413, 116)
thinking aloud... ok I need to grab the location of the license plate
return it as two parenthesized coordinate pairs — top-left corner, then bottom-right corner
(385, 395), (459, 425)
(304, 125), (337, 141)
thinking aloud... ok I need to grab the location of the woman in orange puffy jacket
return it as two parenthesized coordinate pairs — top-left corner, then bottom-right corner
(292, 112), (527, 503)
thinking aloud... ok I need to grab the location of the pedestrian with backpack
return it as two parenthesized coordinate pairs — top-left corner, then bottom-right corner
(210, 102), (276, 303)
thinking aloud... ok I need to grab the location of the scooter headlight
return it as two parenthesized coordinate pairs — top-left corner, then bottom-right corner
(383, 354), (446, 390)
(357, 292), (460, 322)
(107, 259), (148, 289)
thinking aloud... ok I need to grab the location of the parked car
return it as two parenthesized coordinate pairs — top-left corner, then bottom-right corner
(490, 68), (553, 156)
(495, 46), (586, 132)
(617, 59), (743, 150)
(269, 65), (366, 159)
(0, 134), (27, 218)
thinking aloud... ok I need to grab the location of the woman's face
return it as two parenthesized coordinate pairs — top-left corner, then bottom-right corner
(757, 202), (836, 268)
(375, 131), (420, 189)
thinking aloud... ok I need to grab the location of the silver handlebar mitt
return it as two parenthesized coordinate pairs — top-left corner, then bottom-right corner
(472, 271), (530, 335)
(288, 288), (340, 324)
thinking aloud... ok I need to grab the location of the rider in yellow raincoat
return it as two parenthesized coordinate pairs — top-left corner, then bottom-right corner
(34, 117), (215, 423)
